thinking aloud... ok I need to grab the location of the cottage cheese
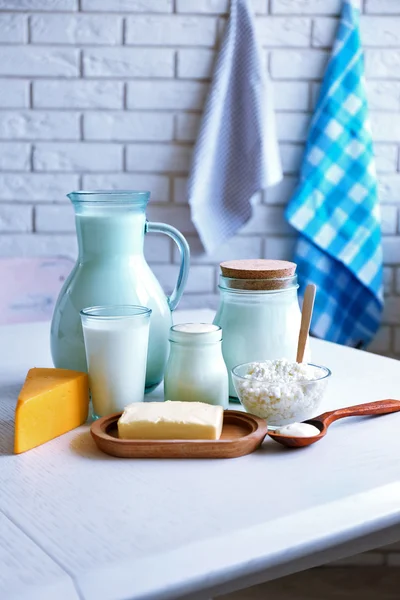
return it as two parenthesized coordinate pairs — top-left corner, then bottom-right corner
(234, 359), (329, 427)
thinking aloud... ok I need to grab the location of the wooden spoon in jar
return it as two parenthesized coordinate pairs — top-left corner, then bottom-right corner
(268, 399), (400, 448)
(296, 283), (316, 363)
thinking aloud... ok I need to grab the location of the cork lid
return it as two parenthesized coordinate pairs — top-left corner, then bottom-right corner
(220, 259), (296, 279)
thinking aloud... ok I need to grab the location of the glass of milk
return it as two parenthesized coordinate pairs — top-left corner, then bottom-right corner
(80, 305), (152, 419)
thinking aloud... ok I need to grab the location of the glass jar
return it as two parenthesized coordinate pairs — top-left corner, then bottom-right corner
(164, 323), (229, 408)
(213, 260), (308, 398)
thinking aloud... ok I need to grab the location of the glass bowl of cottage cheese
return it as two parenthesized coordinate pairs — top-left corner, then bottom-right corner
(232, 358), (331, 427)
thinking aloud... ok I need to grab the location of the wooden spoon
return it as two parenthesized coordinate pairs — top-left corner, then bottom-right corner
(297, 284), (316, 363)
(268, 399), (400, 448)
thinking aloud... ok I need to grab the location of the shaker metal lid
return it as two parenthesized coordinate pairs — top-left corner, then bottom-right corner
(220, 259), (296, 280)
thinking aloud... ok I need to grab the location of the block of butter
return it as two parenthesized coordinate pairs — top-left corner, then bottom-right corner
(14, 368), (89, 454)
(118, 401), (224, 440)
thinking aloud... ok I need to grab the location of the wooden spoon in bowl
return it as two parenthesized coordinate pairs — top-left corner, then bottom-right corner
(268, 399), (400, 448)
(297, 283), (316, 363)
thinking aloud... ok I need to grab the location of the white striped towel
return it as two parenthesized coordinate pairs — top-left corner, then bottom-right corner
(187, 0), (282, 254)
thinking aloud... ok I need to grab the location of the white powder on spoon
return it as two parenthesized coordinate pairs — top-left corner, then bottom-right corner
(275, 422), (320, 437)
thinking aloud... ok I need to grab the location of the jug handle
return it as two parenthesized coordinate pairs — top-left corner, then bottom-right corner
(145, 221), (190, 311)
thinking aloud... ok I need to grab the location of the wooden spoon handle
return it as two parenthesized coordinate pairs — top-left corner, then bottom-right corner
(296, 284), (316, 363)
(317, 399), (400, 427)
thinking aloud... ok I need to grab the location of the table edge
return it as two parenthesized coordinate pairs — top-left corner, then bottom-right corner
(76, 481), (400, 600)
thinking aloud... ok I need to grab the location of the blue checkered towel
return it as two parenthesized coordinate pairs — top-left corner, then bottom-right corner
(286, 0), (383, 348)
(188, 0), (282, 254)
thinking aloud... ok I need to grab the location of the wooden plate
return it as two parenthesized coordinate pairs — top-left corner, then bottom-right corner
(90, 410), (267, 459)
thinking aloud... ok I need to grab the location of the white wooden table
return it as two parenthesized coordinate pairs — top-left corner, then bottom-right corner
(1, 308), (400, 600)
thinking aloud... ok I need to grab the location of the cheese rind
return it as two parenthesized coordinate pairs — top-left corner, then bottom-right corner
(14, 368), (89, 454)
(118, 401), (224, 440)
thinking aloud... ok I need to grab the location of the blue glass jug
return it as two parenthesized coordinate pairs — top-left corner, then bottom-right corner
(50, 190), (190, 392)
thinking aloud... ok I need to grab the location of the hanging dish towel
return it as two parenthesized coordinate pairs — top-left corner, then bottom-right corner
(286, 0), (383, 347)
(187, 0), (282, 254)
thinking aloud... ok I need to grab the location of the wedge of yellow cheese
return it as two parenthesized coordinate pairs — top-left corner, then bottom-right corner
(14, 368), (89, 454)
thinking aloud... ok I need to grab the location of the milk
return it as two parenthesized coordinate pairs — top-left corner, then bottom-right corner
(51, 204), (174, 392)
(81, 307), (151, 418)
(164, 323), (229, 408)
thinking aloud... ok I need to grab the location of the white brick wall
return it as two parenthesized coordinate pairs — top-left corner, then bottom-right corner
(0, 111), (80, 140)
(33, 80), (124, 109)
(83, 47), (174, 77)
(0, 0), (400, 564)
(0, 0), (399, 360)
(127, 80), (208, 109)
(30, 14), (122, 45)
(0, 47), (79, 76)
(33, 142), (123, 172)
(84, 112), (174, 141)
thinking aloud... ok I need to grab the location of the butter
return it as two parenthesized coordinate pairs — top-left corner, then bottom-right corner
(117, 401), (224, 440)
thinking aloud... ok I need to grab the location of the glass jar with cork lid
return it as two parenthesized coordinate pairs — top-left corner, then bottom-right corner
(213, 259), (308, 399)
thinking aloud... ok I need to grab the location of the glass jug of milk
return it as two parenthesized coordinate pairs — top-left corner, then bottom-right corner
(51, 190), (190, 392)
